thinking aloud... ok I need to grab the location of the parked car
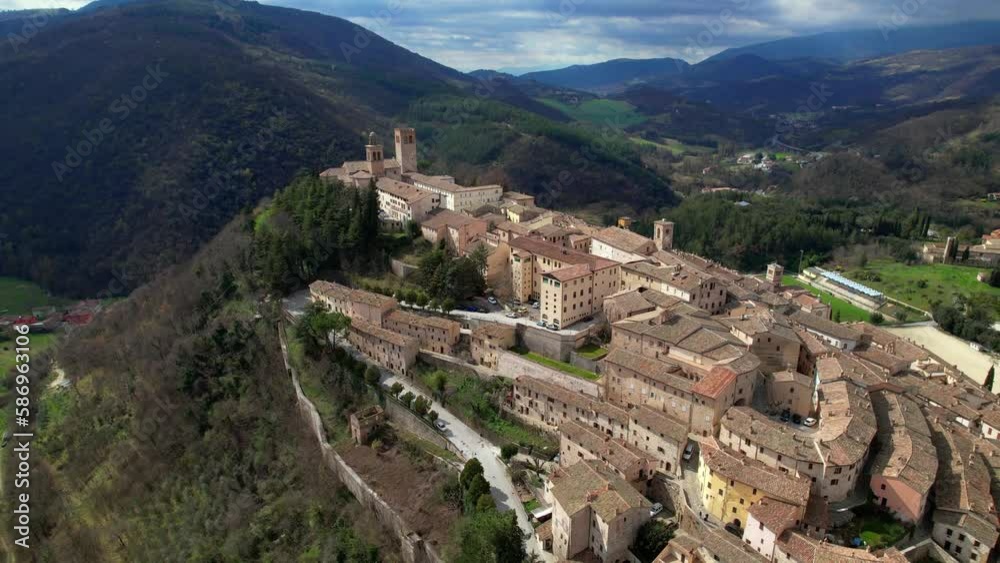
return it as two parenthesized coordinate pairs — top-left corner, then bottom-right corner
(650, 503), (663, 517)
(536, 320), (546, 327)
(792, 414), (803, 425)
(464, 305), (478, 312)
(682, 443), (695, 461)
(582, 315), (593, 322)
(724, 523), (742, 536)
(531, 301), (540, 309)
(780, 409), (791, 422)
(505, 311), (518, 318)
(547, 323), (560, 331)
(487, 296), (498, 305)
(803, 417), (818, 427)
(435, 420), (446, 430)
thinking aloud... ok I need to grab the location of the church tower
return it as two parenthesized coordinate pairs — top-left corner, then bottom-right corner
(653, 220), (674, 251)
(365, 131), (384, 177)
(394, 127), (417, 173)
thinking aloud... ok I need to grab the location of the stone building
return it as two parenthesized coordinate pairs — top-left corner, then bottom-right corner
(589, 226), (657, 263)
(409, 172), (503, 213)
(509, 376), (629, 440)
(868, 388), (937, 523)
(764, 370), (815, 418)
(384, 309), (461, 354)
(559, 420), (656, 492)
(470, 322), (516, 369)
(718, 377), (877, 502)
(350, 406), (385, 445)
(347, 319), (419, 376)
(620, 261), (727, 314)
(540, 260), (620, 328)
(697, 440), (810, 529)
(627, 405), (688, 477)
(375, 177), (440, 228)
(545, 460), (650, 563)
(419, 210), (488, 254)
(508, 236), (620, 309)
(309, 280), (396, 327)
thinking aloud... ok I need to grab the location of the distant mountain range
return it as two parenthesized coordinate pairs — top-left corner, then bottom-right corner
(507, 21), (1000, 94)
(519, 57), (690, 94)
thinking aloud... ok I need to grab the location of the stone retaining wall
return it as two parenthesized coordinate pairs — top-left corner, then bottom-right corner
(280, 328), (444, 563)
(496, 350), (601, 397)
(382, 396), (464, 460)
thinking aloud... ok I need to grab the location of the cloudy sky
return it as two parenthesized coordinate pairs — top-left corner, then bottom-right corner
(7, 0), (1000, 72)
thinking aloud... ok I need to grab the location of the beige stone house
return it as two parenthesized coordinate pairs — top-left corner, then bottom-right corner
(559, 419), (656, 492)
(470, 322), (516, 368)
(309, 280), (396, 327)
(620, 261), (727, 314)
(419, 210), (488, 254)
(508, 235), (619, 308)
(540, 260), (620, 328)
(384, 309), (461, 354)
(347, 319), (419, 376)
(545, 460), (650, 563)
(590, 226), (657, 263)
(764, 370), (815, 418)
(375, 177), (440, 229)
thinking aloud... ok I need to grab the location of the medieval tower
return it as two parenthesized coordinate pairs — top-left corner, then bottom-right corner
(766, 263), (784, 288)
(365, 131), (384, 177)
(653, 220), (674, 251)
(394, 127), (417, 173)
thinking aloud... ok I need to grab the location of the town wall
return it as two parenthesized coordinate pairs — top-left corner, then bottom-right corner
(519, 324), (590, 361)
(496, 350), (601, 397)
(281, 328), (444, 563)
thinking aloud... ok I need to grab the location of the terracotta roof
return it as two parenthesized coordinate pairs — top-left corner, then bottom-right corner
(421, 209), (485, 230)
(592, 226), (654, 254)
(385, 309), (460, 332)
(691, 366), (737, 399)
(549, 460), (649, 522)
(622, 261), (715, 293)
(472, 322), (515, 341)
(310, 280), (395, 310)
(790, 310), (862, 342)
(560, 420), (654, 477)
(545, 263), (594, 282)
(776, 530), (908, 563)
(869, 389), (937, 496)
(748, 498), (800, 535)
(375, 177), (434, 203)
(603, 348), (693, 393)
(350, 319), (418, 349)
(630, 405), (689, 443)
(509, 236), (618, 271)
(701, 441), (810, 506)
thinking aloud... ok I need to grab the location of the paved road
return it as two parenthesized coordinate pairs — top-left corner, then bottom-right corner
(333, 336), (551, 561)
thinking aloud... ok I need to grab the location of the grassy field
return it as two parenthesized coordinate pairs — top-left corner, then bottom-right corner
(630, 136), (710, 156)
(0, 277), (69, 315)
(537, 98), (646, 128)
(576, 344), (608, 360)
(782, 275), (873, 322)
(842, 504), (908, 549)
(844, 260), (1000, 315)
(519, 350), (600, 381)
(0, 332), (59, 439)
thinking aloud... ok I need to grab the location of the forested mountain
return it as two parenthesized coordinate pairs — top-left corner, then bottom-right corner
(0, 0), (672, 297)
(521, 57), (690, 94)
(705, 21), (1000, 63)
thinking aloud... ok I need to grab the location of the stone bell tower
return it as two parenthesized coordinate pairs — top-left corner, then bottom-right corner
(394, 127), (417, 173)
(653, 220), (674, 251)
(365, 131), (384, 177)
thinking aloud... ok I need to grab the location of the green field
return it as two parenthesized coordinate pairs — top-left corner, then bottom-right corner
(519, 350), (600, 381)
(537, 98), (646, 128)
(844, 260), (1000, 315)
(782, 275), (873, 322)
(630, 136), (709, 156)
(576, 344), (608, 361)
(0, 277), (68, 315)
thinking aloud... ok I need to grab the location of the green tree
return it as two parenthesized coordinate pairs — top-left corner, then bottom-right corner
(364, 365), (381, 386)
(870, 312), (884, 325)
(400, 391), (415, 408)
(834, 310), (841, 323)
(389, 382), (404, 397)
(427, 410), (439, 422)
(431, 371), (448, 402)
(450, 510), (527, 563)
(413, 396), (431, 416)
(500, 444), (518, 461)
(463, 474), (492, 514)
(460, 458), (485, 490)
(632, 520), (674, 563)
(986, 366), (996, 392)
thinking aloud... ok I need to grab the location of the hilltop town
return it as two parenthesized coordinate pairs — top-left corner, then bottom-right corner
(302, 128), (1000, 563)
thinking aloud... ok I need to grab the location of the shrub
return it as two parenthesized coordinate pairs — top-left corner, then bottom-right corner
(413, 396), (431, 416)
(427, 410), (439, 422)
(500, 444), (519, 461)
(871, 312), (885, 325)
(364, 365), (381, 386)
(389, 382), (403, 397)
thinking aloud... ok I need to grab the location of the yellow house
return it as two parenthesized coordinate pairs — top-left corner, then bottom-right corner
(697, 440), (810, 529)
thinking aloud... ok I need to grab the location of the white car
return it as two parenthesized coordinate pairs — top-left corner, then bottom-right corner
(435, 419), (446, 430)
(650, 503), (663, 517)
(803, 417), (818, 427)
(487, 296), (498, 305)
(682, 443), (695, 461)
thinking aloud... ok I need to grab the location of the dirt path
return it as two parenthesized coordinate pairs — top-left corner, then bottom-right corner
(888, 325), (998, 388)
